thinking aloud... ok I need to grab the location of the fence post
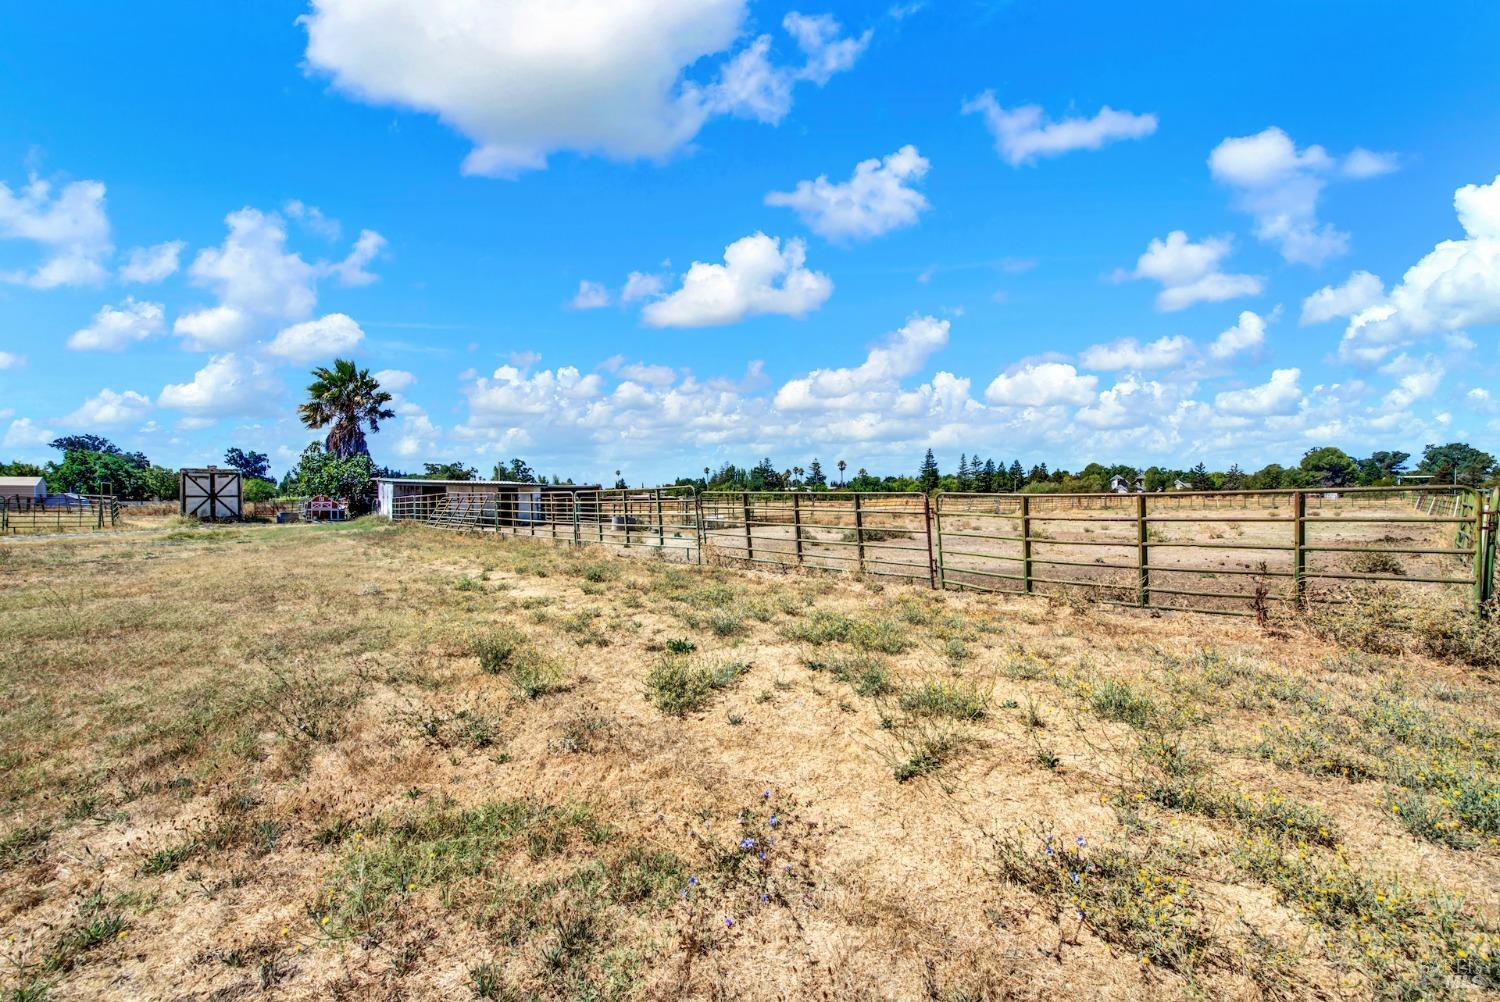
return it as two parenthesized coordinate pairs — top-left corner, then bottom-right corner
(742, 492), (754, 563)
(655, 490), (665, 550)
(852, 493), (866, 574)
(572, 493), (581, 546)
(1020, 495), (1033, 594)
(1136, 493), (1149, 607)
(623, 492), (632, 548)
(694, 492), (705, 565)
(932, 495), (946, 590)
(1293, 491), (1307, 607)
(792, 493), (804, 565)
(922, 493), (938, 589)
(1472, 489), (1487, 612)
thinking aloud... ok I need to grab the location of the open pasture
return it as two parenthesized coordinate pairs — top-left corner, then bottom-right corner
(1, 519), (1497, 1001)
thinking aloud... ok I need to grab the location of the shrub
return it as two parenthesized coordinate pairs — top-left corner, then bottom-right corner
(644, 655), (747, 716)
(899, 680), (989, 720)
(474, 628), (527, 675)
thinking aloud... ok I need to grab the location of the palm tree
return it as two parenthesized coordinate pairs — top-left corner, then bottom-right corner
(298, 359), (395, 459)
(837, 459), (847, 486)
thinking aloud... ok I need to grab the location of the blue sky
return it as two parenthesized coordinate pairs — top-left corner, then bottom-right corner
(2, 0), (1498, 485)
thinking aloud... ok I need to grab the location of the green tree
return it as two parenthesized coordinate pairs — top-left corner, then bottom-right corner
(1299, 446), (1360, 487)
(805, 458), (827, 487)
(491, 458), (537, 483)
(224, 447), (272, 481)
(139, 465), (179, 501)
(44, 450), (147, 498)
(1416, 442), (1497, 487)
(0, 460), (44, 477)
(287, 443), (378, 510)
(297, 359), (395, 459)
(918, 449), (940, 492)
(424, 461), (478, 480)
(242, 478), (277, 502)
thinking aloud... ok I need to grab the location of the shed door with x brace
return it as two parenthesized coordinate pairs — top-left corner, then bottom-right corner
(180, 468), (242, 520)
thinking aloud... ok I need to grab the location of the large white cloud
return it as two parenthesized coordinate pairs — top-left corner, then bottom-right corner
(985, 362), (1097, 407)
(641, 232), (832, 328)
(1079, 335), (1190, 371)
(775, 315), (949, 411)
(1125, 231), (1263, 312)
(1213, 368), (1303, 416)
(63, 388), (152, 428)
(3, 417), (54, 450)
(962, 93), (1156, 166)
(267, 312), (366, 362)
(1208, 127), (1395, 266)
(1379, 354), (1444, 411)
(765, 145), (930, 242)
(119, 240), (184, 284)
(67, 298), (165, 352)
(1207, 310), (1269, 361)
(1339, 173), (1500, 362)
(158, 354), (281, 418)
(1301, 271), (1384, 326)
(0, 175), (111, 288)
(174, 207), (383, 350)
(302, 1), (868, 177)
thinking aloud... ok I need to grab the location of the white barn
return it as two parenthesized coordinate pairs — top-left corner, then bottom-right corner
(0, 476), (47, 505)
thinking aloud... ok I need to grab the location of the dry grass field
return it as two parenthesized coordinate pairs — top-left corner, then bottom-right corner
(1, 519), (1498, 1001)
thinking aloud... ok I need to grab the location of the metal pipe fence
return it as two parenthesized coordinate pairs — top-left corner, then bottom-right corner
(936, 485), (1489, 615)
(387, 483), (1497, 616)
(0, 494), (121, 535)
(698, 491), (934, 584)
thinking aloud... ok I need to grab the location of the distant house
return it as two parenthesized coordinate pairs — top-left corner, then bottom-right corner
(1172, 479), (1192, 491)
(0, 476), (46, 506)
(1108, 474), (1144, 494)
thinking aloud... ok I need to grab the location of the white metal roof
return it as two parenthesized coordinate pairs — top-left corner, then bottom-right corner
(0, 476), (45, 488)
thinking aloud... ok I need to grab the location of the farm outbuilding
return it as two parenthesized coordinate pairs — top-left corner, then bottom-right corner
(376, 478), (600, 524)
(0, 476), (47, 505)
(180, 466), (242, 520)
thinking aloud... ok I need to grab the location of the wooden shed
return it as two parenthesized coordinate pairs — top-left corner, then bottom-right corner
(180, 466), (242, 520)
(0, 476), (47, 506)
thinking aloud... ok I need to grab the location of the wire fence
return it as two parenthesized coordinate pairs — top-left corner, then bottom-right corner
(381, 483), (1499, 615)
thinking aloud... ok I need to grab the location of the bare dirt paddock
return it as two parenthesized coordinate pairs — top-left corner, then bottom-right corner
(1, 520), (1497, 1001)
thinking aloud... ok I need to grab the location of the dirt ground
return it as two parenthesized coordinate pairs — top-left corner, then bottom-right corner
(1, 519), (1496, 1001)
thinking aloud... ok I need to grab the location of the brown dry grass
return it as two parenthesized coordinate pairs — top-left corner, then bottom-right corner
(1, 519), (1497, 1001)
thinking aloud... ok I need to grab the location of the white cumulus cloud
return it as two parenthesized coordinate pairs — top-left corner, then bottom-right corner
(119, 240), (184, 283)
(1208, 310), (1269, 361)
(1209, 127), (1395, 266)
(775, 315), (949, 411)
(302, 1), (867, 177)
(962, 93), (1156, 166)
(642, 232), (832, 328)
(1079, 335), (1191, 371)
(67, 297), (166, 352)
(570, 280), (611, 310)
(765, 145), (930, 242)
(0, 174), (111, 288)
(1214, 368), (1302, 416)
(1301, 270), (1384, 326)
(64, 388), (152, 428)
(1126, 231), (1263, 312)
(158, 354), (281, 418)
(3, 417), (54, 450)
(1339, 173), (1500, 362)
(267, 313), (366, 362)
(0, 351), (22, 370)
(985, 362), (1097, 407)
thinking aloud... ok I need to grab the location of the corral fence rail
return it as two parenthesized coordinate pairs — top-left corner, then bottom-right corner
(0, 494), (120, 535)
(390, 486), (703, 562)
(390, 483), (1498, 616)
